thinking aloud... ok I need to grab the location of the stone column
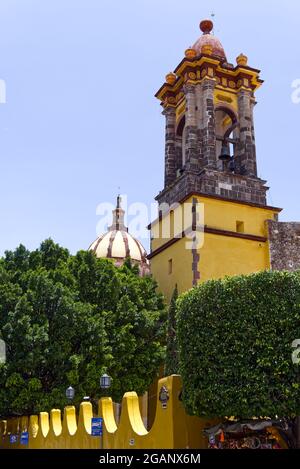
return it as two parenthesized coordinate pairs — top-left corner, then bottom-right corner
(250, 96), (258, 174)
(198, 79), (217, 169)
(235, 90), (257, 177)
(163, 107), (176, 188)
(183, 84), (199, 172)
(175, 135), (183, 171)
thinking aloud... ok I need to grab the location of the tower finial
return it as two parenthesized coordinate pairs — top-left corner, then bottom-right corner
(109, 195), (127, 232)
(200, 19), (214, 34)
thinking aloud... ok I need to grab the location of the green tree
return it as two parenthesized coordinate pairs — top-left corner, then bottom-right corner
(0, 240), (166, 415)
(165, 285), (179, 376)
(177, 271), (300, 445)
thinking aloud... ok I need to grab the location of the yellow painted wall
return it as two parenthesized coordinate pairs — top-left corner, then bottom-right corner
(193, 196), (277, 236)
(0, 376), (213, 450)
(150, 195), (278, 301)
(200, 233), (270, 280)
(151, 237), (193, 300)
(151, 202), (185, 251)
(0, 375), (287, 450)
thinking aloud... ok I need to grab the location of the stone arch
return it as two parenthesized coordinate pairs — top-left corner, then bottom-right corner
(175, 115), (186, 171)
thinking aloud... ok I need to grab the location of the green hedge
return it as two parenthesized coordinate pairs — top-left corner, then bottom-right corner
(177, 270), (300, 418)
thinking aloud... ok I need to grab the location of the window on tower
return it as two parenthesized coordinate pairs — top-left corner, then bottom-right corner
(236, 221), (245, 233)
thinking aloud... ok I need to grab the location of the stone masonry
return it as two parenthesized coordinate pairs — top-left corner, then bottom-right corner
(267, 221), (300, 271)
(235, 90), (258, 177)
(156, 168), (268, 206)
(160, 77), (265, 207)
(164, 107), (177, 187)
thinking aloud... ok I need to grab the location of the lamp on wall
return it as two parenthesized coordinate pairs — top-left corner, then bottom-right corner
(100, 373), (111, 390)
(66, 386), (75, 402)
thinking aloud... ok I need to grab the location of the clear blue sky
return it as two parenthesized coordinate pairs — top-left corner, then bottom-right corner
(0, 0), (299, 255)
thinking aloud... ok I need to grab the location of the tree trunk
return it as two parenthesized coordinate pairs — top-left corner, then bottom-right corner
(296, 416), (300, 449)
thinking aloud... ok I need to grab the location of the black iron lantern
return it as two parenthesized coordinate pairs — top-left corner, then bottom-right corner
(66, 386), (75, 402)
(100, 373), (111, 390)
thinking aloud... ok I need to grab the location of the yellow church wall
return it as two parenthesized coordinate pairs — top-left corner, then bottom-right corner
(151, 202), (186, 252)
(151, 195), (278, 246)
(151, 232), (270, 302)
(149, 194), (280, 302)
(191, 195), (278, 236)
(199, 232), (270, 280)
(150, 237), (193, 300)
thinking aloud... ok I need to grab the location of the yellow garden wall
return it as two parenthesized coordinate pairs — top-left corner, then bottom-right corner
(0, 375), (212, 450)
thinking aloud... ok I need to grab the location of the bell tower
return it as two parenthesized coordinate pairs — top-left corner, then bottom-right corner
(156, 19), (267, 207)
(148, 19), (282, 302)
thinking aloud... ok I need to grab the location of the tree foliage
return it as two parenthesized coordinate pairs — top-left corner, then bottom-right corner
(0, 240), (166, 416)
(177, 271), (300, 419)
(165, 285), (179, 376)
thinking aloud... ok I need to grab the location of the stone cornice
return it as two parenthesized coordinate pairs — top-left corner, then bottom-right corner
(155, 54), (263, 108)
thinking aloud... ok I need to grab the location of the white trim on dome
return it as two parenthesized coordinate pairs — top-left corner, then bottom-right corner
(92, 232), (111, 258)
(111, 231), (126, 259)
(89, 230), (148, 263)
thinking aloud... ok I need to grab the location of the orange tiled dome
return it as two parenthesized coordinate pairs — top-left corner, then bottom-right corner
(192, 19), (227, 61)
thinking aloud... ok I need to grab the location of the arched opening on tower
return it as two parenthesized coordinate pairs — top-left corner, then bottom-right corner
(215, 106), (238, 171)
(176, 115), (186, 174)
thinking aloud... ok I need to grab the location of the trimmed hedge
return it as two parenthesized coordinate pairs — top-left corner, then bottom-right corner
(177, 270), (300, 418)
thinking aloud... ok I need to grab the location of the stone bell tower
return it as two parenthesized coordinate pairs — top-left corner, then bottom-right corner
(156, 19), (267, 207)
(149, 19), (283, 302)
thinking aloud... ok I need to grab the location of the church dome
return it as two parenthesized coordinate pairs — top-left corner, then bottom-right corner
(89, 196), (149, 274)
(192, 19), (227, 61)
